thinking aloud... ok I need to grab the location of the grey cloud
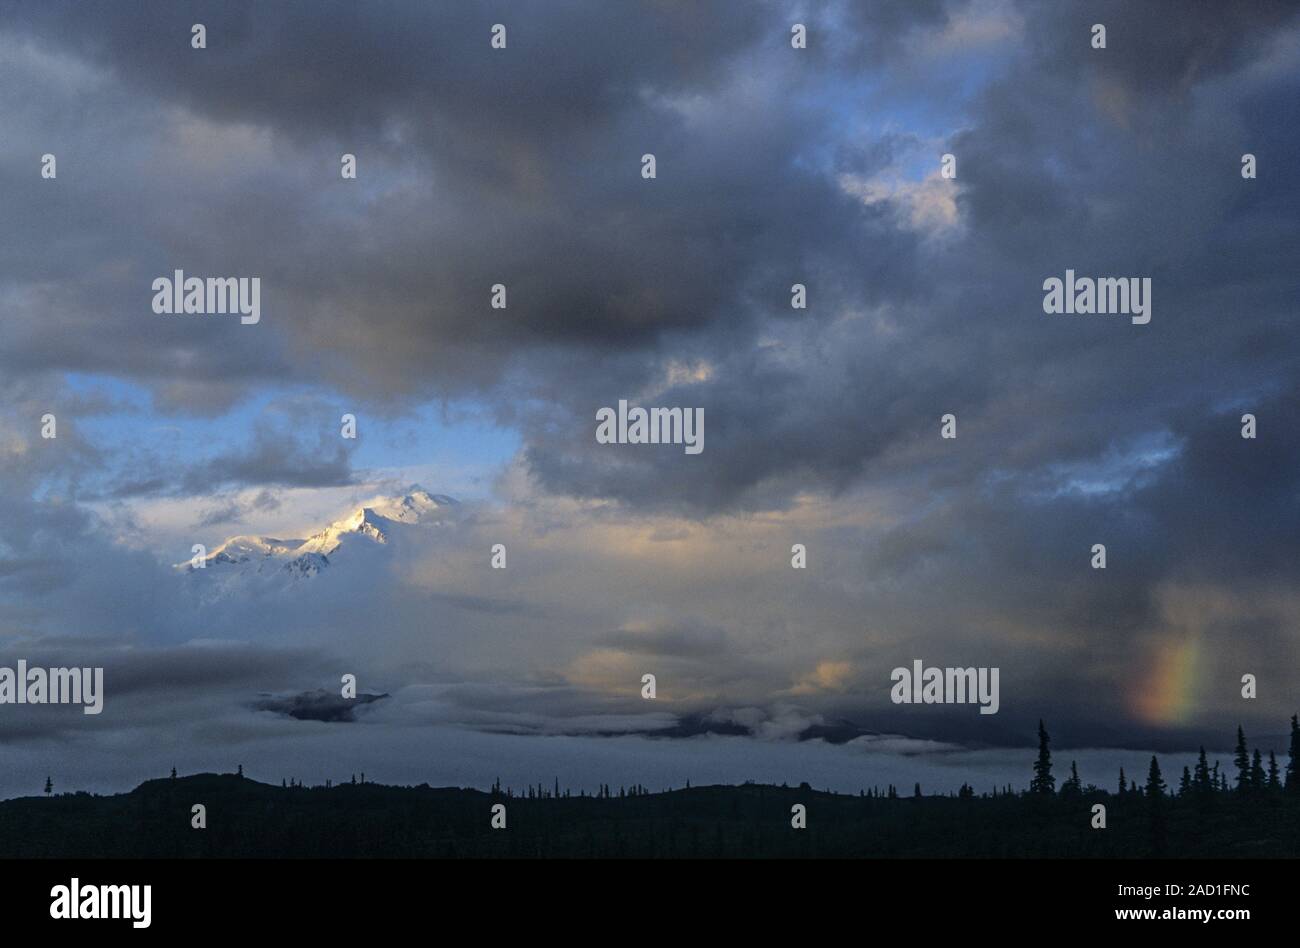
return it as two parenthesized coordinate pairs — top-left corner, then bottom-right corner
(597, 622), (730, 659)
(0, 1), (1295, 790)
(0, 642), (339, 743)
(253, 688), (388, 723)
(179, 424), (358, 493)
(0, 0), (925, 407)
(196, 488), (281, 528)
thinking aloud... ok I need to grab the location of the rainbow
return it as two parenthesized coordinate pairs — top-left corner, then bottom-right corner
(1131, 637), (1200, 725)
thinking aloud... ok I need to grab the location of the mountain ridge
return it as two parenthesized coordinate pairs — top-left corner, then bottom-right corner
(179, 486), (457, 585)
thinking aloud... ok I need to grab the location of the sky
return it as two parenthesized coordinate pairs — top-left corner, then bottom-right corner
(0, 0), (1298, 799)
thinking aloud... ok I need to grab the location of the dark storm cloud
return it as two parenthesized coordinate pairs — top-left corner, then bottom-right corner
(9, 0), (766, 137)
(179, 422), (358, 493)
(1, 1), (1295, 508)
(520, 1), (1300, 515)
(1031, 0), (1299, 96)
(0, 642), (337, 742)
(0, 0), (927, 405)
(0, 0), (1296, 760)
(504, 1), (1298, 749)
(254, 688), (388, 723)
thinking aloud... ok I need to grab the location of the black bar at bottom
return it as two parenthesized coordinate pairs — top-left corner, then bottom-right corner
(3, 857), (1287, 934)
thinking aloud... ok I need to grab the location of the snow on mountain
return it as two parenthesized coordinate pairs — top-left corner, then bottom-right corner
(179, 488), (456, 586)
(206, 536), (307, 564)
(370, 490), (456, 524)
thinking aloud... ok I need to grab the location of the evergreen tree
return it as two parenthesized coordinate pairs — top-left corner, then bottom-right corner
(1178, 766), (1191, 797)
(1145, 756), (1167, 855)
(1267, 751), (1281, 790)
(1287, 714), (1299, 793)
(1249, 749), (1266, 791)
(43, 776), (52, 796)
(1233, 726), (1250, 791)
(237, 764), (243, 778)
(1061, 760), (1081, 796)
(1145, 756), (1166, 797)
(170, 766), (177, 780)
(1030, 720), (1055, 794)
(1117, 767), (1126, 796)
(913, 782), (922, 798)
(1193, 747), (1212, 795)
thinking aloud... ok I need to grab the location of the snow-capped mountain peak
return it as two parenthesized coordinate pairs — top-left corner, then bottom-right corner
(369, 488), (455, 523)
(180, 487), (457, 582)
(205, 535), (307, 565)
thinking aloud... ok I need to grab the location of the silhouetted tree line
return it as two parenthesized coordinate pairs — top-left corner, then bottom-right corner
(1029, 716), (1300, 803)
(1021, 715), (1300, 856)
(9, 715), (1295, 858)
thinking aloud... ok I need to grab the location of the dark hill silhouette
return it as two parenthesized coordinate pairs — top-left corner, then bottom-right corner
(6, 718), (1296, 858)
(1, 769), (1297, 858)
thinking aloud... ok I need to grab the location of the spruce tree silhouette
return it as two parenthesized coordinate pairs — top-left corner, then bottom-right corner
(1060, 760), (1081, 796)
(1267, 751), (1281, 789)
(1145, 756), (1166, 798)
(1233, 726), (1250, 791)
(43, 776), (52, 796)
(1030, 720), (1054, 794)
(1193, 747), (1212, 796)
(1287, 714), (1299, 794)
(1178, 766), (1191, 797)
(1118, 767), (1126, 796)
(1145, 756), (1167, 855)
(1250, 749), (1266, 791)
